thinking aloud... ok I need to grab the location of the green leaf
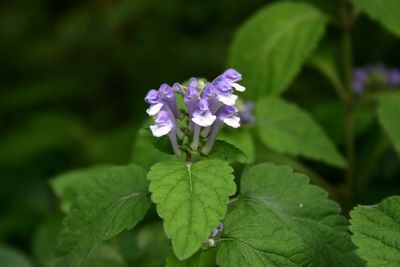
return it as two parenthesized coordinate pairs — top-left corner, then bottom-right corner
(256, 97), (346, 168)
(139, 127), (174, 155)
(131, 132), (172, 169)
(217, 163), (363, 266)
(50, 165), (110, 213)
(0, 246), (34, 267)
(350, 196), (400, 266)
(147, 160), (236, 260)
(351, 0), (400, 37)
(207, 140), (248, 164)
(117, 222), (170, 267)
(219, 130), (255, 163)
(166, 249), (216, 267)
(56, 165), (151, 267)
(229, 2), (327, 97)
(378, 93), (400, 153)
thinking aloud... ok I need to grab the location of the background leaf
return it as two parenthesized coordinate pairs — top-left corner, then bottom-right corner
(256, 97), (346, 168)
(218, 130), (255, 163)
(378, 93), (400, 154)
(217, 163), (363, 266)
(147, 160), (236, 260)
(229, 2), (327, 98)
(351, 0), (400, 37)
(207, 140), (248, 164)
(56, 165), (151, 267)
(50, 165), (110, 213)
(350, 196), (400, 266)
(0, 246), (34, 267)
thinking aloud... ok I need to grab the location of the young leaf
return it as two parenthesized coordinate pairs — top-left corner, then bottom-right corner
(378, 93), (400, 154)
(256, 97), (346, 168)
(56, 165), (151, 267)
(351, 0), (400, 37)
(217, 163), (363, 266)
(350, 196), (400, 266)
(207, 140), (248, 164)
(139, 127), (174, 155)
(229, 2), (327, 98)
(219, 130), (255, 163)
(147, 160), (236, 260)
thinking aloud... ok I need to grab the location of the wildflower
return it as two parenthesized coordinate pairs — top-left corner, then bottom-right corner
(352, 64), (400, 94)
(237, 99), (255, 125)
(149, 111), (181, 156)
(144, 69), (246, 156)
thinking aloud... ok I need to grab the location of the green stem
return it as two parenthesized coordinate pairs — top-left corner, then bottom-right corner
(340, 1), (357, 200)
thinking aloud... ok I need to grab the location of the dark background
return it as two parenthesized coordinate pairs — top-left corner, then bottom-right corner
(1, 0), (399, 264)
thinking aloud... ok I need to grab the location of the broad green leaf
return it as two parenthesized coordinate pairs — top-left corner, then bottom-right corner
(352, 0), (400, 37)
(50, 165), (110, 213)
(256, 97), (346, 168)
(56, 165), (151, 267)
(219, 130), (255, 163)
(350, 196), (400, 266)
(147, 160), (236, 260)
(207, 140), (248, 164)
(0, 246), (33, 267)
(378, 93), (400, 153)
(229, 2), (327, 97)
(217, 163), (363, 267)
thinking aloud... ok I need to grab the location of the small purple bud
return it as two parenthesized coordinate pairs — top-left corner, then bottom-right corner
(185, 78), (200, 116)
(210, 223), (223, 238)
(172, 83), (184, 95)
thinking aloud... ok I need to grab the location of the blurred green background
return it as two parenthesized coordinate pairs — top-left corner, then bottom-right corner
(1, 0), (400, 266)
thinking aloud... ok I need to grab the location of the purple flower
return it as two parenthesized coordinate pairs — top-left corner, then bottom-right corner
(144, 68), (247, 155)
(192, 99), (217, 127)
(210, 223), (223, 238)
(202, 105), (240, 154)
(388, 69), (400, 87)
(238, 100), (255, 125)
(144, 89), (164, 116)
(150, 111), (181, 155)
(184, 78), (200, 117)
(158, 84), (181, 118)
(352, 64), (400, 94)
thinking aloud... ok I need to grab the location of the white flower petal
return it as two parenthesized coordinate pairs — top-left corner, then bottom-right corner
(217, 94), (238, 106)
(192, 112), (216, 127)
(146, 103), (163, 116)
(150, 124), (172, 137)
(232, 82), (246, 92)
(223, 116), (240, 128)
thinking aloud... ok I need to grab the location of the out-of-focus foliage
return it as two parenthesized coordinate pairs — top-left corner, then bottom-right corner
(1, 0), (400, 266)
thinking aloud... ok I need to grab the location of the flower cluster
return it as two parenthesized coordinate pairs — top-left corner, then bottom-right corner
(352, 64), (400, 95)
(144, 69), (246, 156)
